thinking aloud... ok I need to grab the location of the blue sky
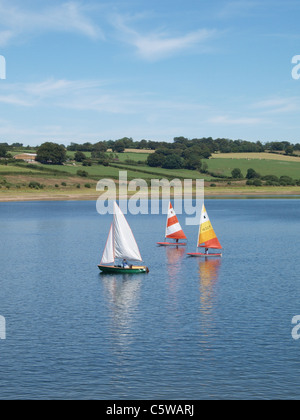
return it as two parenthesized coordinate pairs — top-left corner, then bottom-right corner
(0, 0), (300, 146)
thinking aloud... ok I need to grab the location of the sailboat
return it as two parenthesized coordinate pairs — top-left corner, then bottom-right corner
(187, 204), (222, 257)
(98, 202), (149, 274)
(157, 202), (187, 247)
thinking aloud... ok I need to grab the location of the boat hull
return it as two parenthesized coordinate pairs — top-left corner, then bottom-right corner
(157, 242), (187, 247)
(187, 252), (222, 258)
(98, 265), (149, 274)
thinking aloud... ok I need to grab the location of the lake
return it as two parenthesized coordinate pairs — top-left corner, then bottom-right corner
(0, 199), (299, 400)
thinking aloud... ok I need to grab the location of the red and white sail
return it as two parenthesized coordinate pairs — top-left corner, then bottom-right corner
(165, 203), (187, 240)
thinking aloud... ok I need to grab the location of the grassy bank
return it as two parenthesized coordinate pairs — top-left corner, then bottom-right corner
(1, 183), (300, 203)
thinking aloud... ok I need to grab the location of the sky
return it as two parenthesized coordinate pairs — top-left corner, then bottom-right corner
(0, 0), (300, 146)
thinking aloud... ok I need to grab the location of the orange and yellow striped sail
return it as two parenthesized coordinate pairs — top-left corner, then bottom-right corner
(198, 205), (222, 249)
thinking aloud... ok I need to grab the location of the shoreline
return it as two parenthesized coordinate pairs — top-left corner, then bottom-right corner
(1, 187), (300, 202)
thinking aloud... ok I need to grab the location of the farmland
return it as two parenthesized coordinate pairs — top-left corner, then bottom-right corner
(1, 149), (300, 201)
(207, 155), (300, 179)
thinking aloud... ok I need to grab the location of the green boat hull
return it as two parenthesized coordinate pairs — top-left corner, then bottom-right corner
(98, 265), (149, 274)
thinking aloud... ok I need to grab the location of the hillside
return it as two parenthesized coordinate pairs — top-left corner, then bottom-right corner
(0, 149), (300, 201)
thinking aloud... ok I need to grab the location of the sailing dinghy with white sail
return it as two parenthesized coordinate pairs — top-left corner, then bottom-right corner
(98, 202), (149, 274)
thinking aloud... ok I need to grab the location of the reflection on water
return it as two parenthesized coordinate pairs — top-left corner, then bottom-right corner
(165, 247), (186, 305)
(198, 258), (221, 339)
(166, 247), (186, 279)
(101, 274), (142, 347)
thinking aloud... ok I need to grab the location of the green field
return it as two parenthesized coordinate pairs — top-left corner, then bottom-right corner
(114, 152), (148, 163)
(65, 151), (147, 163)
(110, 163), (212, 180)
(114, 152), (300, 180)
(45, 163), (157, 180)
(11, 149), (38, 156)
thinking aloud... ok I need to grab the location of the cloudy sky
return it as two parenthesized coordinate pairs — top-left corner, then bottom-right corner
(0, 0), (300, 145)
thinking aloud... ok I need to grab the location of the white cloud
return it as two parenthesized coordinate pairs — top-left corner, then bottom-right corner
(252, 97), (300, 114)
(217, 0), (260, 19)
(209, 115), (264, 125)
(112, 14), (216, 61)
(0, 77), (209, 117)
(23, 79), (104, 97)
(0, 78), (108, 108)
(0, 0), (102, 47)
(0, 94), (31, 106)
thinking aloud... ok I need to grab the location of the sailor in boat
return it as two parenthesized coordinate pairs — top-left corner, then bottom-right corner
(122, 259), (130, 269)
(205, 248), (209, 255)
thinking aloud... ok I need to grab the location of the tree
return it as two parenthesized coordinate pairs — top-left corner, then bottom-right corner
(118, 137), (134, 148)
(137, 139), (148, 149)
(174, 136), (189, 146)
(183, 156), (202, 171)
(285, 145), (294, 156)
(36, 142), (66, 165)
(231, 168), (243, 179)
(246, 168), (261, 179)
(148, 141), (157, 150)
(201, 161), (208, 173)
(280, 176), (295, 186)
(112, 140), (125, 153)
(262, 175), (279, 183)
(74, 151), (86, 162)
(91, 142), (108, 158)
(147, 153), (166, 167)
(0, 145), (7, 158)
(97, 152), (111, 166)
(252, 179), (262, 186)
(77, 169), (88, 177)
(162, 154), (183, 170)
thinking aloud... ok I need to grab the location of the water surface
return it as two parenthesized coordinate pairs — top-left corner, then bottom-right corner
(0, 200), (299, 400)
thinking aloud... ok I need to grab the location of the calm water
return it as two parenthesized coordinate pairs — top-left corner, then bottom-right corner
(0, 199), (299, 400)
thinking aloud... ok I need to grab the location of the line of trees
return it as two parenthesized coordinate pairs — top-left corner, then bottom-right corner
(65, 137), (300, 155)
(1, 137), (300, 156)
(230, 167), (300, 186)
(1, 137), (300, 168)
(66, 138), (157, 153)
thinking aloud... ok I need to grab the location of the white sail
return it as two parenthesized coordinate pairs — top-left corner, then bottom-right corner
(113, 202), (143, 262)
(101, 223), (115, 264)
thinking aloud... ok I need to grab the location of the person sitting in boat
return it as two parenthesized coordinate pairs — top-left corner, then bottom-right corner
(122, 259), (130, 269)
(205, 248), (209, 255)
